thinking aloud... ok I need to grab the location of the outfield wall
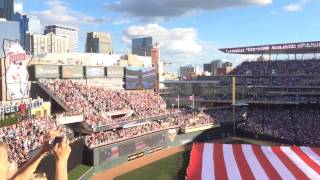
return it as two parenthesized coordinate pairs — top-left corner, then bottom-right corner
(34, 124), (232, 180)
(85, 124), (233, 178)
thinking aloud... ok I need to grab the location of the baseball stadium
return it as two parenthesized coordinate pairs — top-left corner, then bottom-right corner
(1, 38), (320, 180)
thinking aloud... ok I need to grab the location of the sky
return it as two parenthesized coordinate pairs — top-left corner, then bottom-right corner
(22, 0), (320, 72)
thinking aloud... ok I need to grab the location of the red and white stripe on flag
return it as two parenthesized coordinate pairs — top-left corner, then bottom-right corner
(187, 143), (320, 180)
(189, 95), (194, 101)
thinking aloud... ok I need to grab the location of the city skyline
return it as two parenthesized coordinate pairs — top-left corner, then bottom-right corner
(21, 0), (320, 71)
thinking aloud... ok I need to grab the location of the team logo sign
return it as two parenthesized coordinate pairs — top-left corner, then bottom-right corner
(168, 129), (177, 142)
(5, 43), (29, 100)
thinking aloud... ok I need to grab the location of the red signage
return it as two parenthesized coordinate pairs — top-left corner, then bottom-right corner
(19, 104), (27, 112)
(5, 43), (27, 64)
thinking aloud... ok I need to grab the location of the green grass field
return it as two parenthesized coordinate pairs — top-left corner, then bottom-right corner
(68, 164), (91, 180)
(115, 137), (281, 180)
(115, 151), (190, 180)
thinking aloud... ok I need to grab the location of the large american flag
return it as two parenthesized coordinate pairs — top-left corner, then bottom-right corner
(187, 143), (320, 180)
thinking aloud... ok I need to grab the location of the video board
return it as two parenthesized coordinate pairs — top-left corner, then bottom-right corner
(125, 67), (157, 90)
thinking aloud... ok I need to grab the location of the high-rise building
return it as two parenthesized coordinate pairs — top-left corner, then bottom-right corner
(179, 65), (195, 77)
(44, 25), (78, 52)
(0, 20), (20, 57)
(85, 32), (112, 54)
(26, 32), (69, 55)
(0, 0), (14, 20)
(151, 43), (160, 91)
(13, 13), (41, 50)
(132, 37), (152, 56)
(179, 65), (196, 80)
(203, 60), (222, 75)
(151, 43), (160, 67)
(222, 61), (232, 68)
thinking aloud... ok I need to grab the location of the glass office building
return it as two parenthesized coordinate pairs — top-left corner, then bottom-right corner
(13, 13), (41, 49)
(0, 0), (14, 20)
(132, 37), (153, 56)
(0, 20), (20, 57)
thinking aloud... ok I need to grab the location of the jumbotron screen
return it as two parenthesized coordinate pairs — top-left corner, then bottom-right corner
(125, 67), (157, 90)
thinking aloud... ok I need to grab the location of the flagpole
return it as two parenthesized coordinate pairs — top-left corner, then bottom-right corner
(192, 93), (195, 115)
(178, 93), (180, 109)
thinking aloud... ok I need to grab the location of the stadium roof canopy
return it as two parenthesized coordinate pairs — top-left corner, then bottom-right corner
(219, 41), (320, 55)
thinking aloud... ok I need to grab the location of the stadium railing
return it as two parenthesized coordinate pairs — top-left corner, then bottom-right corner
(92, 112), (182, 132)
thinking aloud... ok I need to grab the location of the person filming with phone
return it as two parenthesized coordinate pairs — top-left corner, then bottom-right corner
(0, 131), (71, 180)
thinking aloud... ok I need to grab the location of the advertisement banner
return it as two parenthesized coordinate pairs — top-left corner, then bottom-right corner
(106, 67), (124, 78)
(98, 131), (165, 164)
(4, 43), (30, 100)
(35, 65), (60, 79)
(0, 98), (43, 114)
(85, 66), (105, 78)
(56, 114), (84, 125)
(99, 146), (120, 163)
(62, 66), (83, 79)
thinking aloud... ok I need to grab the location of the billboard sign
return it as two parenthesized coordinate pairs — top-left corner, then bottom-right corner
(35, 65), (60, 79)
(4, 43), (30, 100)
(85, 66), (105, 78)
(0, 98), (43, 114)
(56, 114), (84, 125)
(220, 41), (320, 54)
(98, 131), (165, 164)
(62, 66), (83, 79)
(106, 67), (124, 78)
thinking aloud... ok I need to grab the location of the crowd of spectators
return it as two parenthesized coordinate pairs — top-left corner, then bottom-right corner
(85, 111), (215, 148)
(237, 106), (320, 147)
(217, 75), (320, 87)
(203, 94), (320, 104)
(0, 116), (72, 165)
(200, 59), (320, 87)
(230, 59), (320, 75)
(41, 79), (169, 127)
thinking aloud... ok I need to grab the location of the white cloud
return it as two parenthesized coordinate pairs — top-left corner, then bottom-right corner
(122, 24), (202, 55)
(14, 3), (23, 13)
(106, 0), (272, 21)
(122, 24), (254, 71)
(30, 0), (108, 27)
(284, 3), (303, 12)
(284, 0), (312, 12)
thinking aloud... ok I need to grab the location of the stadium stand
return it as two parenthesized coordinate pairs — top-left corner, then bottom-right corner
(237, 105), (320, 146)
(0, 79), (217, 167)
(3, 58), (320, 179)
(230, 59), (320, 75)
